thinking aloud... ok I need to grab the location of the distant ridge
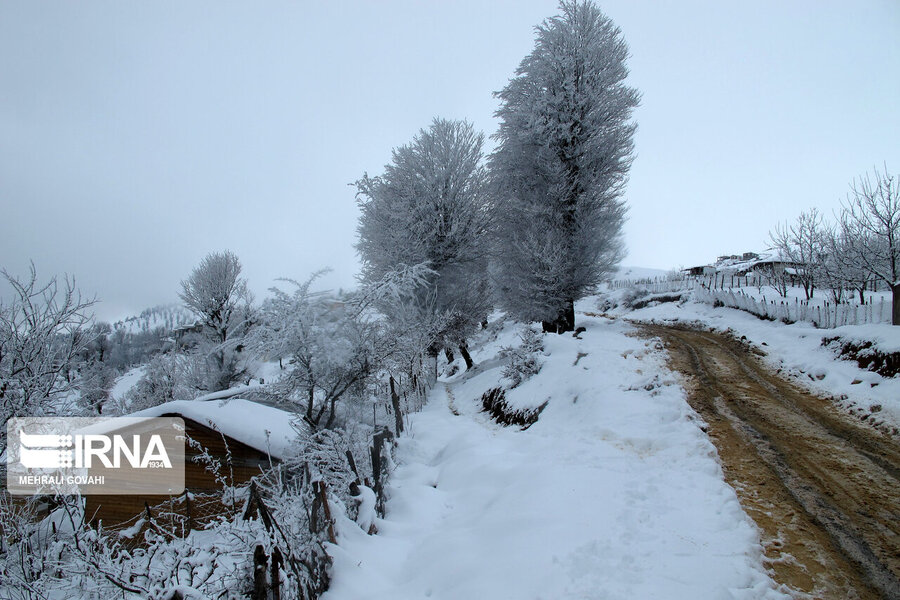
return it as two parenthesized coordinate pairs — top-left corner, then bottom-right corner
(111, 303), (196, 335)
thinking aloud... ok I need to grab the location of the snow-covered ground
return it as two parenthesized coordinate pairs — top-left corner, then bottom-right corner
(324, 310), (788, 599)
(108, 365), (145, 403)
(614, 290), (900, 433)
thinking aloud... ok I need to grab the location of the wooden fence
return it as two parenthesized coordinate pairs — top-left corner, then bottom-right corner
(608, 276), (890, 328)
(694, 286), (889, 328)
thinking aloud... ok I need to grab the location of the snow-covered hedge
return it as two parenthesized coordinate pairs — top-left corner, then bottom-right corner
(499, 327), (545, 388)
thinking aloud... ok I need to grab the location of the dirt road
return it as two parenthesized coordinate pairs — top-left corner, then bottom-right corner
(641, 324), (900, 600)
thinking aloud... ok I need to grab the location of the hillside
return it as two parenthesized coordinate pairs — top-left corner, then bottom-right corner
(323, 302), (788, 599)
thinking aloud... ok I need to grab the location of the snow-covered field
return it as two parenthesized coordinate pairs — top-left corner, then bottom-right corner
(614, 290), (900, 432)
(324, 310), (788, 599)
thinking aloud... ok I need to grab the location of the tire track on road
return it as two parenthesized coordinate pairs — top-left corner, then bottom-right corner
(642, 324), (900, 599)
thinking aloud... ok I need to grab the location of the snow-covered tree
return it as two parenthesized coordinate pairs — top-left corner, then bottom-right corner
(837, 166), (900, 324)
(250, 273), (379, 430)
(180, 250), (252, 345)
(768, 208), (826, 299)
(490, 0), (639, 333)
(179, 250), (254, 391)
(0, 265), (95, 455)
(356, 118), (492, 367)
(819, 225), (873, 303)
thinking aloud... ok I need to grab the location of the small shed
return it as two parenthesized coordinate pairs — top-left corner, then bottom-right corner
(84, 398), (299, 531)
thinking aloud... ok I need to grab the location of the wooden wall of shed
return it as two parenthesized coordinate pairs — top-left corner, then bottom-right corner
(85, 417), (279, 529)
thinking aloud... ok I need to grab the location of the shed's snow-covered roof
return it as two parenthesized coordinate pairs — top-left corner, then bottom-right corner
(131, 399), (299, 459)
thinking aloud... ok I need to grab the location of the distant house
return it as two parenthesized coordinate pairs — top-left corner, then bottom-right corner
(84, 398), (299, 532)
(171, 321), (203, 347)
(729, 252), (798, 278)
(683, 251), (802, 285)
(684, 265), (716, 277)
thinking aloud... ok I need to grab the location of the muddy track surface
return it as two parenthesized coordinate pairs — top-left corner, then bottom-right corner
(641, 324), (900, 600)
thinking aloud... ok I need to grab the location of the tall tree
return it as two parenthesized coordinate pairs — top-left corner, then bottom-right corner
(768, 208), (826, 300)
(837, 166), (900, 324)
(179, 250), (253, 390)
(491, 0), (639, 333)
(179, 250), (251, 344)
(356, 118), (492, 367)
(820, 225), (872, 304)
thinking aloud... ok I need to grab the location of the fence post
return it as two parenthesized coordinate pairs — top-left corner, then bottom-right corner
(252, 545), (268, 600)
(370, 427), (393, 517)
(390, 376), (404, 437)
(271, 547), (283, 600)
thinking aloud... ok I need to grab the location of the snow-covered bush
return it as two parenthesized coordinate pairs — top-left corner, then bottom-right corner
(0, 491), (259, 600)
(77, 361), (118, 415)
(500, 327), (545, 388)
(248, 273), (382, 430)
(0, 423), (382, 600)
(620, 288), (651, 310)
(0, 265), (95, 456)
(118, 352), (196, 412)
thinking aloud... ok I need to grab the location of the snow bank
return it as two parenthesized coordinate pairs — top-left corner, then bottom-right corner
(625, 297), (900, 432)
(825, 323), (900, 354)
(323, 312), (787, 599)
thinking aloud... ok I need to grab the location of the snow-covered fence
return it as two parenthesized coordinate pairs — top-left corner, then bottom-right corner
(608, 277), (695, 294)
(609, 274), (772, 294)
(694, 286), (890, 328)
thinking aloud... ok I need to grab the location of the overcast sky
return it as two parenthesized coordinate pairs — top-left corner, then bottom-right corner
(1, 1), (898, 322)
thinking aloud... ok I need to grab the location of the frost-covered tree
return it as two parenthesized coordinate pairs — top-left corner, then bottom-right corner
(837, 167), (900, 324)
(0, 265), (95, 455)
(819, 225), (872, 304)
(768, 208), (826, 299)
(356, 118), (492, 367)
(490, 0), (639, 333)
(179, 250), (254, 391)
(250, 273), (379, 430)
(180, 250), (252, 344)
(117, 352), (202, 413)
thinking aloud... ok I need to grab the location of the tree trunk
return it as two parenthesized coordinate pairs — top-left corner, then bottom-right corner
(563, 298), (575, 332)
(543, 299), (576, 334)
(892, 285), (900, 326)
(459, 343), (473, 370)
(306, 386), (316, 427)
(252, 545), (268, 600)
(444, 347), (455, 363)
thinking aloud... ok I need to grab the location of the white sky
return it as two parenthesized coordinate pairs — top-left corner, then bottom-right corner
(1, 1), (898, 322)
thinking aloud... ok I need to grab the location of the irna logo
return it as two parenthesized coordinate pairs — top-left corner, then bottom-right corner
(18, 431), (172, 469)
(7, 417), (185, 496)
